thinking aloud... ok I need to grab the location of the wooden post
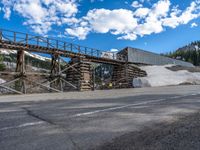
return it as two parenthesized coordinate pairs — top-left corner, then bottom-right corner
(92, 66), (95, 91)
(50, 54), (59, 77)
(78, 46), (80, 53)
(64, 42), (66, 50)
(16, 50), (25, 75)
(0, 30), (2, 41)
(70, 43), (73, 51)
(26, 34), (28, 45)
(58, 56), (63, 91)
(91, 49), (93, 56)
(56, 40), (58, 49)
(15, 50), (26, 93)
(37, 37), (39, 46)
(47, 38), (49, 48)
(14, 32), (16, 43)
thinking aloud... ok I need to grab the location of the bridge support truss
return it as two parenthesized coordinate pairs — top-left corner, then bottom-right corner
(0, 28), (147, 95)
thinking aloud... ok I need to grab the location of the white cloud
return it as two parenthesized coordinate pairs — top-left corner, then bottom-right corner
(1, 0), (200, 40)
(131, 1), (143, 8)
(134, 0), (170, 36)
(65, 0), (200, 40)
(191, 22), (198, 28)
(66, 0), (171, 40)
(134, 8), (150, 18)
(65, 27), (90, 40)
(117, 33), (137, 40)
(90, 0), (104, 3)
(2, 7), (11, 20)
(162, 1), (200, 28)
(110, 49), (119, 52)
(65, 9), (138, 40)
(151, 0), (171, 17)
(1, 0), (78, 35)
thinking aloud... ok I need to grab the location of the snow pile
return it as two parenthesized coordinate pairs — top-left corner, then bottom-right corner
(0, 78), (5, 84)
(0, 78), (9, 93)
(133, 65), (200, 87)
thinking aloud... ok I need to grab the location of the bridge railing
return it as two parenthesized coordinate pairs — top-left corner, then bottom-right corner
(0, 29), (126, 61)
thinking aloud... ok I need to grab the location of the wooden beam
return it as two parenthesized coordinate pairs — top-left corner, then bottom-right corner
(0, 85), (23, 94)
(26, 79), (62, 93)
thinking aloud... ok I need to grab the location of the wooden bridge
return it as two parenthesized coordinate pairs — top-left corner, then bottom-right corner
(0, 29), (146, 94)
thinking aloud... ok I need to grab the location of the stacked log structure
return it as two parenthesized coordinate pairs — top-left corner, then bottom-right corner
(65, 57), (93, 91)
(112, 63), (147, 88)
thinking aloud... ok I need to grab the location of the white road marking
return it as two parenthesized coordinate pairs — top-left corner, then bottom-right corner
(0, 121), (44, 131)
(73, 93), (200, 117)
(73, 98), (166, 117)
(191, 93), (198, 96)
(169, 96), (183, 99)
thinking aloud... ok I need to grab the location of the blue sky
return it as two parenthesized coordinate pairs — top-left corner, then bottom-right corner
(0, 0), (200, 54)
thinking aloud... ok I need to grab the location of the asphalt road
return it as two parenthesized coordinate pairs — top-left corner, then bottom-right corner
(1, 85), (200, 150)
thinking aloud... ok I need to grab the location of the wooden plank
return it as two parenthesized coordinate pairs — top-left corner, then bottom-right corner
(0, 85), (23, 94)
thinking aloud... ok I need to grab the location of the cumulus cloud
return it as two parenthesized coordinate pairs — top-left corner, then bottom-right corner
(134, 8), (150, 18)
(65, 27), (90, 40)
(1, 0), (200, 40)
(191, 22), (198, 28)
(66, 9), (138, 40)
(131, 1), (143, 8)
(90, 0), (104, 3)
(2, 7), (11, 20)
(134, 0), (171, 36)
(66, 0), (200, 40)
(162, 1), (200, 28)
(0, 0), (78, 34)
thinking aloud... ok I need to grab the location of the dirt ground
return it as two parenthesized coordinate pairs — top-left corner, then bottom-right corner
(95, 112), (200, 150)
(167, 65), (200, 72)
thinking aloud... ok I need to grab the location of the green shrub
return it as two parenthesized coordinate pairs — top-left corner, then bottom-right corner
(0, 63), (6, 71)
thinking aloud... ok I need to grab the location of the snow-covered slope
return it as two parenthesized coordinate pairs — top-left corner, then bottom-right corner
(0, 49), (16, 55)
(0, 49), (51, 61)
(133, 65), (200, 88)
(177, 42), (200, 52)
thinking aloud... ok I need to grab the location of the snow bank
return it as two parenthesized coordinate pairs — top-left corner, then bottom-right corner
(0, 78), (9, 93)
(0, 78), (5, 84)
(133, 65), (200, 87)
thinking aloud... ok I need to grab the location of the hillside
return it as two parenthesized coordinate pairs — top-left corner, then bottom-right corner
(166, 41), (200, 66)
(0, 49), (52, 71)
(177, 41), (200, 52)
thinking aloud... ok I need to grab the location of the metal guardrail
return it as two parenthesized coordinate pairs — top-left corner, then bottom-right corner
(0, 28), (125, 61)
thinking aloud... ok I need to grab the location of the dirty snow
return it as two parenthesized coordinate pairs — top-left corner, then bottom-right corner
(0, 78), (5, 84)
(133, 65), (200, 87)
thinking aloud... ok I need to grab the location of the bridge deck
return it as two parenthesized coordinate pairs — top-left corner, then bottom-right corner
(0, 29), (147, 95)
(0, 29), (125, 65)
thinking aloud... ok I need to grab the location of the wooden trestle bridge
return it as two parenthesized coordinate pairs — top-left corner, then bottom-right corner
(0, 29), (146, 94)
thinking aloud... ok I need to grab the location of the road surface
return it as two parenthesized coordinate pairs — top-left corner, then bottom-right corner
(1, 85), (200, 150)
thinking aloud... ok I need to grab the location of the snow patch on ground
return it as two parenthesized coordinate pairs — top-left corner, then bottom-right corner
(133, 65), (200, 88)
(0, 78), (5, 84)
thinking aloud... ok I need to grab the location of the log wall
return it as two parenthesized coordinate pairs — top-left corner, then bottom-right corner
(112, 64), (147, 88)
(65, 58), (93, 91)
